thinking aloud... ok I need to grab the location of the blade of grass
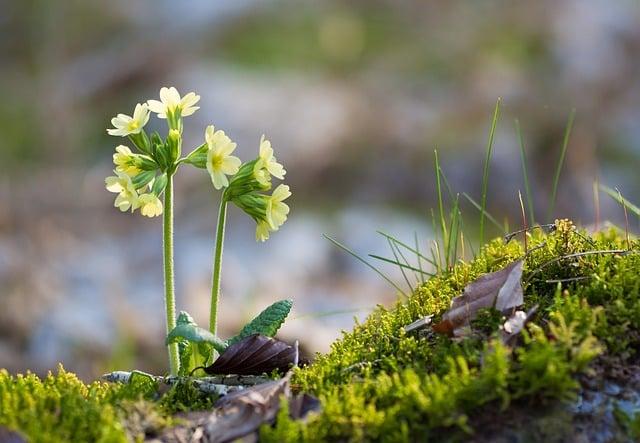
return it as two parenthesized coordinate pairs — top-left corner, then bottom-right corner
(599, 184), (640, 217)
(446, 194), (461, 267)
(593, 178), (600, 231)
(376, 230), (437, 266)
(480, 98), (502, 246)
(434, 149), (448, 254)
(324, 235), (408, 297)
(390, 238), (422, 285)
(515, 119), (536, 225)
(547, 108), (575, 220)
(414, 232), (426, 284)
(462, 192), (503, 231)
(387, 238), (413, 291)
(369, 255), (434, 276)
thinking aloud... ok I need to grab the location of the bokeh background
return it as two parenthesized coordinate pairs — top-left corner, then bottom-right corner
(2, 0), (640, 380)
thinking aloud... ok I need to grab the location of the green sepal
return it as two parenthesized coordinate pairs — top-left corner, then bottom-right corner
(128, 130), (151, 155)
(152, 173), (168, 196)
(227, 299), (293, 346)
(131, 170), (156, 190)
(134, 154), (158, 172)
(166, 311), (228, 354)
(183, 143), (208, 169)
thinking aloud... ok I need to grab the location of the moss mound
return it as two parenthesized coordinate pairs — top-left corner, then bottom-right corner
(1, 226), (639, 442)
(263, 226), (640, 441)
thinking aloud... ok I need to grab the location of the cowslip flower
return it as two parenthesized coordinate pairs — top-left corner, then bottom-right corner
(147, 87), (200, 119)
(205, 125), (241, 190)
(139, 193), (163, 217)
(105, 172), (140, 212)
(256, 220), (271, 242)
(113, 145), (140, 176)
(107, 103), (150, 136)
(266, 184), (291, 230)
(254, 135), (285, 186)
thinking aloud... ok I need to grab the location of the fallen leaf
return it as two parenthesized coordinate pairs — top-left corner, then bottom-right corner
(154, 373), (320, 443)
(433, 260), (524, 336)
(205, 334), (298, 376)
(501, 304), (538, 346)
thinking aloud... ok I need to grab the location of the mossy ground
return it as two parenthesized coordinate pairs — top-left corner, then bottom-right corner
(1, 226), (639, 442)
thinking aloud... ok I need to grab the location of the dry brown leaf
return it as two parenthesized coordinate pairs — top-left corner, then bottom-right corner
(204, 334), (298, 376)
(433, 260), (524, 336)
(153, 372), (320, 443)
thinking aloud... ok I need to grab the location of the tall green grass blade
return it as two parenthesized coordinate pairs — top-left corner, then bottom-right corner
(480, 98), (502, 246)
(434, 149), (448, 253)
(414, 231), (426, 284)
(515, 119), (536, 225)
(324, 235), (408, 297)
(599, 184), (640, 217)
(369, 254), (435, 276)
(462, 192), (503, 231)
(390, 238), (422, 284)
(547, 108), (575, 220)
(387, 238), (413, 291)
(446, 194), (461, 267)
(376, 230), (437, 266)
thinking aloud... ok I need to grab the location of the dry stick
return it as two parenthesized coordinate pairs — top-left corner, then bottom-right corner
(518, 190), (528, 254)
(593, 178), (600, 232)
(504, 224), (555, 243)
(525, 249), (630, 284)
(545, 276), (591, 284)
(616, 187), (631, 251)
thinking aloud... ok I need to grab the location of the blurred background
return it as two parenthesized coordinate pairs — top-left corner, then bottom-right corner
(1, 0), (640, 380)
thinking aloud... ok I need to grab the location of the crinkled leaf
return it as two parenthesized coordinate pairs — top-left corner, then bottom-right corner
(433, 260), (524, 336)
(156, 372), (320, 442)
(166, 311), (228, 353)
(205, 334), (297, 375)
(228, 299), (293, 346)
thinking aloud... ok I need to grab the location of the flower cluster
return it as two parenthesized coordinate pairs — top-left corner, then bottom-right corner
(105, 86), (291, 240)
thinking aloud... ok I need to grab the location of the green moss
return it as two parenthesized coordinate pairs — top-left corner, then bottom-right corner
(0, 365), (157, 442)
(2, 227), (638, 442)
(263, 227), (640, 441)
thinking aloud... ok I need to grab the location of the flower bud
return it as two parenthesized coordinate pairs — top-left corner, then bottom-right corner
(224, 159), (271, 200)
(167, 129), (182, 164)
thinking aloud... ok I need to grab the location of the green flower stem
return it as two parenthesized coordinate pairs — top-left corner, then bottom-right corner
(163, 173), (180, 375)
(209, 197), (228, 335)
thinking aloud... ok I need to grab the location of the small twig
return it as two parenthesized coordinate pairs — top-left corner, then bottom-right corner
(616, 187), (631, 251)
(504, 224), (555, 243)
(544, 276), (591, 284)
(518, 190), (528, 253)
(525, 249), (630, 284)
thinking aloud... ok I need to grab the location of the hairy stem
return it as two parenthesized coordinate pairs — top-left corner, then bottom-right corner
(210, 198), (228, 334)
(163, 174), (180, 374)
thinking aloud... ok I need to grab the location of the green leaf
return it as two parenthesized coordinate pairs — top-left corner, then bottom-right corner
(166, 311), (228, 353)
(228, 300), (293, 345)
(178, 340), (213, 376)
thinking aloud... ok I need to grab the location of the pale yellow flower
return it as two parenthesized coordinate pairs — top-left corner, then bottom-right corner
(105, 172), (140, 212)
(107, 103), (150, 136)
(147, 87), (200, 119)
(266, 184), (291, 230)
(205, 125), (241, 190)
(112, 145), (140, 176)
(254, 135), (285, 185)
(256, 220), (271, 242)
(138, 193), (163, 217)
